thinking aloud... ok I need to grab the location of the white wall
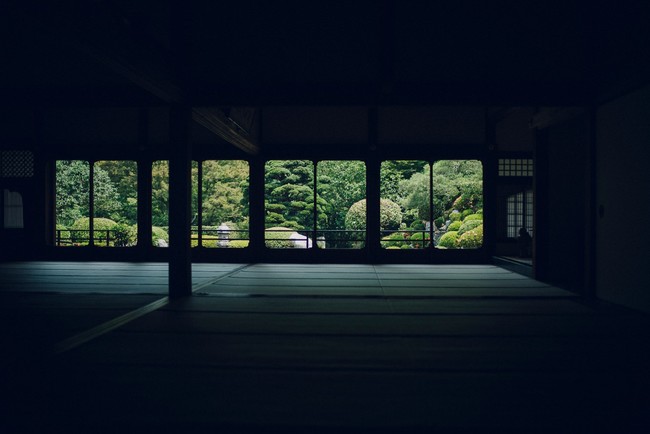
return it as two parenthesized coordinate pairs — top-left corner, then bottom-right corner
(596, 85), (650, 312)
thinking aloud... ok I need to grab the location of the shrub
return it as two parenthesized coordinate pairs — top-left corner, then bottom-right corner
(457, 224), (483, 249)
(402, 208), (420, 229)
(411, 220), (425, 231)
(55, 224), (71, 244)
(71, 217), (118, 244)
(345, 199), (402, 232)
(437, 231), (459, 248)
(409, 231), (430, 248)
(461, 209), (473, 219)
(199, 235), (219, 248)
(381, 231), (409, 248)
(112, 223), (137, 247)
(447, 221), (462, 231)
(434, 217), (444, 228)
(457, 219), (483, 236)
(463, 213), (483, 222)
(152, 226), (169, 243)
(229, 240), (250, 248)
(265, 227), (295, 248)
(448, 211), (462, 222)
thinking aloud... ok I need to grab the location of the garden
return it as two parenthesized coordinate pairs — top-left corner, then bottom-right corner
(55, 159), (482, 249)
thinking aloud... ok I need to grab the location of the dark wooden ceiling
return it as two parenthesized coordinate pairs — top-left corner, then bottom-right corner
(3, 1), (649, 107)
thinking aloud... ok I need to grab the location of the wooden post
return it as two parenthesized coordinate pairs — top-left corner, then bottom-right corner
(366, 108), (380, 263)
(168, 104), (192, 298)
(137, 108), (153, 251)
(248, 156), (265, 255)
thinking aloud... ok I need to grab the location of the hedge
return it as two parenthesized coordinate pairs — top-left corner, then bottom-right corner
(457, 219), (482, 236)
(457, 224), (483, 249)
(437, 231), (459, 248)
(265, 227), (295, 248)
(463, 213), (483, 222)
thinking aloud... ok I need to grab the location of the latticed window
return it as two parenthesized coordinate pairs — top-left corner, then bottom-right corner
(499, 158), (533, 177)
(507, 190), (533, 238)
(0, 151), (34, 178)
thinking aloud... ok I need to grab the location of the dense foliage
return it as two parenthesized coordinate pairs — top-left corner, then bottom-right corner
(56, 158), (483, 250)
(345, 198), (402, 232)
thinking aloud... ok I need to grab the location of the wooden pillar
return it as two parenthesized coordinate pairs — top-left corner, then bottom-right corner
(248, 156), (265, 255)
(137, 109), (152, 252)
(366, 108), (381, 263)
(483, 110), (498, 260)
(168, 104), (192, 298)
(533, 127), (549, 281)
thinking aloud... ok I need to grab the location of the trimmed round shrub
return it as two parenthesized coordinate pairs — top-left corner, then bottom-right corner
(434, 217), (444, 228)
(463, 213), (483, 222)
(71, 217), (118, 244)
(265, 227), (295, 248)
(409, 231), (430, 248)
(437, 231), (459, 248)
(457, 219), (483, 236)
(447, 220), (462, 231)
(411, 220), (425, 231)
(112, 223), (137, 247)
(346, 199), (402, 231)
(457, 224), (483, 249)
(381, 231), (408, 248)
(461, 209), (473, 219)
(448, 211), (462, 222)
(476, 209), (483, 215)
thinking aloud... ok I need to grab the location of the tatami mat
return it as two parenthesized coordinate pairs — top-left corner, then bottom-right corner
(2, 262), (649, 432)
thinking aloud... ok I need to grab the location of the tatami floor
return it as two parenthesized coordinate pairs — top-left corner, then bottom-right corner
(1, 262), (649, 432)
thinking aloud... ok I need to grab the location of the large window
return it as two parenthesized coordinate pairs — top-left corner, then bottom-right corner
(93, 161), (138, 247)
(151, 160), (170, 247)
(265, 160), (315, 248)
(56, 160), (90, 246)
(317, 160), (366, 249)
(264, 160), (366, 249)
(200, 160), (249, 248)
(380, 160), (483, 250)
(55, 160), (138, 247)
(151, 160), (249, 248)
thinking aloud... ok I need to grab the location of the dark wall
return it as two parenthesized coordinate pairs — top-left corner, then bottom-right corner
(596, 85), (650, 312)
(539, 113), (591, 293)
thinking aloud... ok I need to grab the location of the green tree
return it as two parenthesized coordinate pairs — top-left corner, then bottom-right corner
(56, 160), (122, 227)
(265, 160), (328, 230)
(94, 160), (138, 224)
(317, 160), (366, 229)
(56, 160), (90, 227)
(202, 160), (249, 229)
(151, 161), (169, 227)
(398, 160), (483, 223)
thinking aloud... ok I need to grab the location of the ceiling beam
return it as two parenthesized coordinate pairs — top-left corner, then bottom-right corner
(28, 3), (259, 154)
(192, 107), (259, 155)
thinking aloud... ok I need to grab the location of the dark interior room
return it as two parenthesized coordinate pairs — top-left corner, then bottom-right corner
(1, 1), (650, 432)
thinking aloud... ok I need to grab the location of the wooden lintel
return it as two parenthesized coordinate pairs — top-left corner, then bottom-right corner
(191, 107), (259, 155)
(529, 107), (586, 130)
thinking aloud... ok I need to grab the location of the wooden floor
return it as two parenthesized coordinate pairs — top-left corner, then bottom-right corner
(1, 262), (649, 432)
